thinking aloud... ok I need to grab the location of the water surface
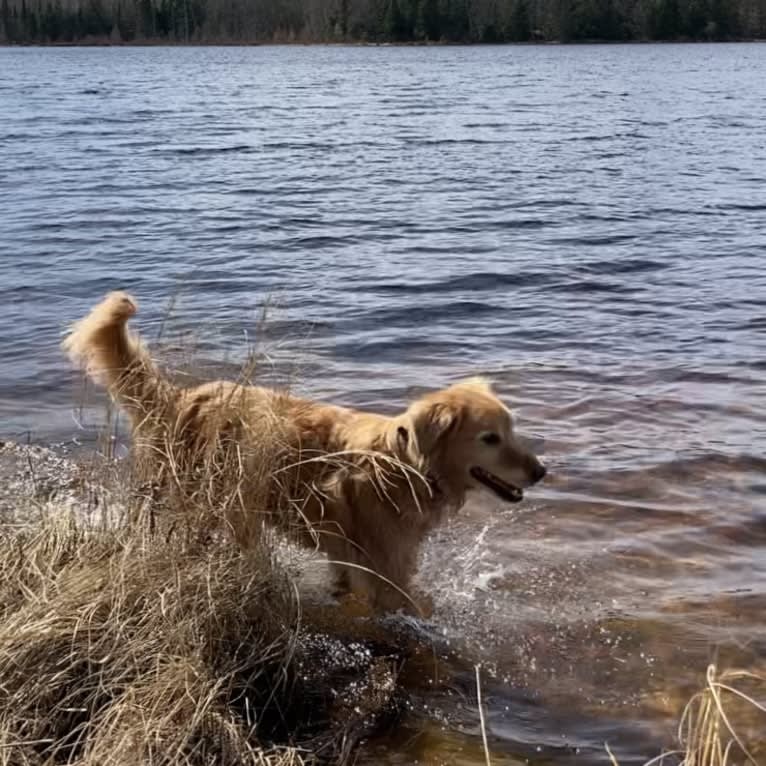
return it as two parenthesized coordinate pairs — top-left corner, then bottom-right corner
(1, 43), (765, 764)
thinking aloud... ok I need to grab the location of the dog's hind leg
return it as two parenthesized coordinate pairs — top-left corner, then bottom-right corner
(330, 563), (352, 599)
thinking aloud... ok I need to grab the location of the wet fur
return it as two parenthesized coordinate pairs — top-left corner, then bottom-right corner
(63, 292), (544, 615)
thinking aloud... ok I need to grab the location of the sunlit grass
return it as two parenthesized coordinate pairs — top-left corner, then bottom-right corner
(608, 663), (765, 766)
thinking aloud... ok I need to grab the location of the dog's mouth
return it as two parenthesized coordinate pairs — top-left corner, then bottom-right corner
(470, 466), (523, 503)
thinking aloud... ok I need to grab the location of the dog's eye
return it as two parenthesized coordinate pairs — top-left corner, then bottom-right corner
(480, 432), (501, 446)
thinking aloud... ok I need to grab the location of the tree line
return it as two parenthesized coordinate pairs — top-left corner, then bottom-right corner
(1, 0), (764, 44)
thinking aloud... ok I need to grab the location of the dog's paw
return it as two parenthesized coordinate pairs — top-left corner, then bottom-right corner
(411, 593), (434, 620)
(338, 592), (375, 619)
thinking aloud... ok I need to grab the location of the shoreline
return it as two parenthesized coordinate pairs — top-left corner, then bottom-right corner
(2, 38), (765, 47)
(1, 438), (763, 765)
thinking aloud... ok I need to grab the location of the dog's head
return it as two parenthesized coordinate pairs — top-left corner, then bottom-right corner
(398, 378), (546, 503)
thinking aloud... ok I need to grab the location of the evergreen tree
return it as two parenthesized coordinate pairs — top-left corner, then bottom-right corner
(556, 0), (574, 39)
(383, 0), (405, 38)
(650, 0), (682, 37)
(420, 0), (439, 36)
(0, 0), (761, 45)
(27, 1), (38, 37)
(339, 0), (349, 35)
(138, 0), (153, 37)
(683, 0), (708, 36)
(710, 0), (736, 35)
(448, 0), (469, 38)
(0, 0), (9, 40)
(508, 0), (531, 39)
(19, 0), (28, 37)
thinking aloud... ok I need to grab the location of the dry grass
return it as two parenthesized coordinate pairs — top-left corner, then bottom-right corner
(673, 664), (765, 766)
(607, 663), (766, 766)
(0, 437), (408, 766)
(0, 511), (310, 766)
(0, 315), (411, 766)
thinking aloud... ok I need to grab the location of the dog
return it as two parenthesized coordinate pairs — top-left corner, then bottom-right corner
(63, 291), (546, 614)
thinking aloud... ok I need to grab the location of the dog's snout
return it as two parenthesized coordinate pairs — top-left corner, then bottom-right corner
(531, 461), (547, 483)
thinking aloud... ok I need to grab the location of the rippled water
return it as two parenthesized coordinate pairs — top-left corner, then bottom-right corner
(1, 43), (765, 763)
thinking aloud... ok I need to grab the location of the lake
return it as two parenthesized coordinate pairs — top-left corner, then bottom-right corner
(1, 42), (765, 764)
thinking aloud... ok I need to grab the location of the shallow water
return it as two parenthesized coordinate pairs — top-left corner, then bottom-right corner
(1, 43), (765, 763)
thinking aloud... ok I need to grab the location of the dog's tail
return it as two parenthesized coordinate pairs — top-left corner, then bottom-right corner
(63, 291), (171, 421)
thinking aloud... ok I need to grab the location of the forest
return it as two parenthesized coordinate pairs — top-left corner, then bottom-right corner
(1, 0), (764, 45)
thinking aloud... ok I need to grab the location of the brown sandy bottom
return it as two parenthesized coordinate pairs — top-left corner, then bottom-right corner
(0, 441), (763, 766)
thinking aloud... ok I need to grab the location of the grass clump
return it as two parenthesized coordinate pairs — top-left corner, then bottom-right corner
(674, 664), (765, 766)
(607, 663), (766, 766)
(0, 305), (408, 766)
(0, 510), (312, 766)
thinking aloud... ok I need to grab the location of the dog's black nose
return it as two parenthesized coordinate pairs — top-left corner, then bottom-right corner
(532, 462), (547, 483)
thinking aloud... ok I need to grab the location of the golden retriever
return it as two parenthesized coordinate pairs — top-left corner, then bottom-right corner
(63, 291), (546, 615)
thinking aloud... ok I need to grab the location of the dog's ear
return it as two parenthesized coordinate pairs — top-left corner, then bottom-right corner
(408, 401), (460, 456)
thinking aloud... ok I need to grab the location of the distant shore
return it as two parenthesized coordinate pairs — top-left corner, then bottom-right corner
(2, 38), (765, 47)
(4, 0), (761, 50)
